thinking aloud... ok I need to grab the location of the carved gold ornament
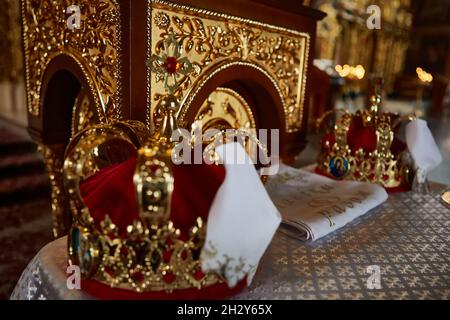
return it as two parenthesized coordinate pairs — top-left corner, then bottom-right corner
(69, 213), (220, 292)
(148, 0), (310, 133)
(193, 87), (256, 132)
(38, 144), (66, 238)
(21, 0), (122, 120)
(147, 34), (194, 95)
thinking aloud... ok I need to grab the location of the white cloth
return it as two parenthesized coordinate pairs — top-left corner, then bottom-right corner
(265, 164), (388, 242)
(200, 143), (281, 288)
(406, 119), (443, 183)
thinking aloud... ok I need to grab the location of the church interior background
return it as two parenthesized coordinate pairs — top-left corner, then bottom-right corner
(0, 0), (449, 300)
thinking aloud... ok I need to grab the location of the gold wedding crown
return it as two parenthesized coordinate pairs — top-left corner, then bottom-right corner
(64, 120), (222, 293)
(63, 35), (268, 293)
(316, 88), (416, 190)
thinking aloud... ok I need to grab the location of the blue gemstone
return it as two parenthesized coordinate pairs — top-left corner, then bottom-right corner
(72, 228), (79, 254)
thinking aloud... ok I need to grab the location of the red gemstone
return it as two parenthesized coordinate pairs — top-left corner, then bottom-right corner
(163, 272), (176, 284)
(163, 56), (179, 74)
(132, 271), (145, 283)
(194, 270), (205, 281)
(105, 265), (115, 276)
(149, 164), (160, 174)
(120, 247), (129, 257)
(181, 250), (188, 260)
(163, 250), (172, 263)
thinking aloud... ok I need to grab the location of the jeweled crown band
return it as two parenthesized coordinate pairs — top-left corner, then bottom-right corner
(316, 95), (415, 189)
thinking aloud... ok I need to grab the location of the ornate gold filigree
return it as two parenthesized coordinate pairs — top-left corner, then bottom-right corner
(38, 144), (66, 238)
(21, 0), (122, 119)
(71, 89), (98, 138)
(70, 213), (221, 292)
(154, 11), (170, 30)
(148, 0), (310, 133)
(183, 61), (284, 131)
(147, 34), (194, 95)
(193, 87), (256, 131)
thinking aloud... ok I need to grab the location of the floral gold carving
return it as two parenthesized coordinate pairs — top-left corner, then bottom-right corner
(193, 87), (256, 131)
(21, 0), (122, 119)
(148, 0), (310, 132)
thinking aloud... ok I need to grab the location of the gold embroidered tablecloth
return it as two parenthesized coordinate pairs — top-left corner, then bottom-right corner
(11, 190), (450, 300)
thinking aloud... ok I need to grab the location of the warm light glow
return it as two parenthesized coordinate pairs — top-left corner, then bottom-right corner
(335, 64), (365, 80)
(416, 67), (433, 83)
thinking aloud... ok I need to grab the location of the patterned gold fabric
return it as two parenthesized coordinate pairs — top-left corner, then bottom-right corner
(11, 190), (450, 300)
(238, 190), (450, 299)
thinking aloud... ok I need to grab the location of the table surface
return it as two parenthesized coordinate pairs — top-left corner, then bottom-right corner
(11, 189), (450, 300)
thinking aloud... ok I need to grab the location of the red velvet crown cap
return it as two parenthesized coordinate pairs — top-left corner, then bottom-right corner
(320, 115), (407, 156)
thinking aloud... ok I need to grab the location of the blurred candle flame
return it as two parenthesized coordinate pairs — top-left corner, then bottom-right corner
(416, 67), (433, 83)
(335, 64), (365, 80)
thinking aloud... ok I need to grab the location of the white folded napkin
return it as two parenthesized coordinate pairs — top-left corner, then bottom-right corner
(200, 142), (281, 288)
(406, 119), (443, 183)
(265, 164), (388, 242)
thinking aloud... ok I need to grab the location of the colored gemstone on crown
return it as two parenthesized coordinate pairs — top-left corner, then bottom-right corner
(71, 228), (79, 255)
(163, 271), (175, 284)
(194, 270), (205, 281)
(132, 271), (145, 283)
(163, 56), (180, 74)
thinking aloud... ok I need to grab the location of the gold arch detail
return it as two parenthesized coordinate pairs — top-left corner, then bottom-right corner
(148, 0), (310, 132)
(21, 0), (122, 119)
